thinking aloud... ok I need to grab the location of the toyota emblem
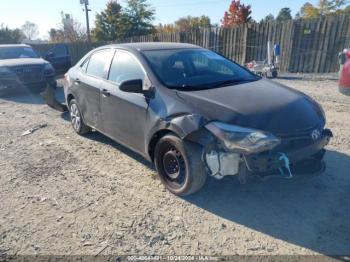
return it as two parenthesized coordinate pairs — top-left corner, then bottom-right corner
(311, 129), (321, 141)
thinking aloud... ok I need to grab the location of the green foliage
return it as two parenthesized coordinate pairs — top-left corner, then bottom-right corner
(276, 8), (292, 21)
(175, 15), (212, 31)
(157, 15), (212, 33)
(92, 0), (155, 42)
(0, 24), (24, 44)
(298, 0), (349, 19)
(261, 14), (275, 23)
(124, 0), (155, 36)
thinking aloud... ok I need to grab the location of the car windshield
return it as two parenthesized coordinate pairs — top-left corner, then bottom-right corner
(142, 48), (260, 90)
(0, 46), (39, 60)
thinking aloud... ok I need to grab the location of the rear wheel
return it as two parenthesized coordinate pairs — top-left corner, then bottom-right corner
(154, 134), (207, 196)
(69, 99), (91, 135)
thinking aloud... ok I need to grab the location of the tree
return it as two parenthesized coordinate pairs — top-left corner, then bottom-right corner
(0, 24), (24, 44)
(156, 23), (176, 33)
(48, 15), (86, 43)
(93, 0), (155, 41)
(124, 0), (155, 36)
(21, 21), (39, 40)
(93, 1), (128, 41)
(261, 14), (275, 23)
(221, 0), (252, 28)
(298, 0), (348, 19)
(174, 15), (211, 31)
(156, 16), (211, 33)
(276, 8), (292, 21)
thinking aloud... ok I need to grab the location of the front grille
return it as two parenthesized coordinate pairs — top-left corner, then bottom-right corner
(274, 125), (324, 152)
(12, 65), (44, 84)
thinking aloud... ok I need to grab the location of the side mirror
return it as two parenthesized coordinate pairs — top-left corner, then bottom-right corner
(45, 52), (55, 60)
(119, 79), (144, 94)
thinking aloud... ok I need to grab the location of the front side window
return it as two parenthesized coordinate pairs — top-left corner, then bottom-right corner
(86, 50), (111, 78)
(142, 49), (259, 90)
(0, 47), (39, 60)
(49, 45), (68, 57)
(108, 51), (145, 85)
(80, 57), (89, 72)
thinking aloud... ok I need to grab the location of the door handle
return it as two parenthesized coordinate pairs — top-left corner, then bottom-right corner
(101, 89), (110, 97)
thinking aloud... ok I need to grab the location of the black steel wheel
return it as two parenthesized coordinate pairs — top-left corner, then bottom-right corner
(154, 134), (207, 196)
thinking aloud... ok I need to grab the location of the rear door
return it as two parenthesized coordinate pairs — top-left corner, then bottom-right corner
(45, 44), (71, 74)
(100, 50), (149, 153)
(76, 49), (113, 129)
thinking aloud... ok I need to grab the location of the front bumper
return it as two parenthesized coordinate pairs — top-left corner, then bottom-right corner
(245, 133), (331, 173)
(339, 86), (350, 96)
(204, 128), (333, 179)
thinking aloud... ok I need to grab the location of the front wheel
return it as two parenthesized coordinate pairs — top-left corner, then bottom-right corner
(69, 99), (91, 135)
(154, 134), (207, 196)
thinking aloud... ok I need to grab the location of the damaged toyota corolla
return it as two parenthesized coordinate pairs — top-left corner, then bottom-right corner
(64, 43), (333, 196)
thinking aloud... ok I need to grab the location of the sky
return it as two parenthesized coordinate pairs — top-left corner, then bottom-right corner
(0, 0), (319, 39)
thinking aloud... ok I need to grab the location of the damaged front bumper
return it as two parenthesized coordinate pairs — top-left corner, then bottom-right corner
(204, 128), (333, 181)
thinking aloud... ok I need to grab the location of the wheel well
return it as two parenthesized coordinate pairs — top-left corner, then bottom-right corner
(148, 130), (176, 162)
(67, 94), (74, 105)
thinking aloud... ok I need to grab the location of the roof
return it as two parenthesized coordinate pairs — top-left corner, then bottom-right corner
(0, 44), (31, 48)
(106, 42), (202, 51)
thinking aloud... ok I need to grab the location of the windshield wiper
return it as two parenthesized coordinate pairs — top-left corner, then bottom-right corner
(168, 78), (257, 91)
(211, 79), (253, 88)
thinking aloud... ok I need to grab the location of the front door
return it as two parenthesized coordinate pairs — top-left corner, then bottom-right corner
(45, 44), (71, 74)
(101, 50), (149, 154)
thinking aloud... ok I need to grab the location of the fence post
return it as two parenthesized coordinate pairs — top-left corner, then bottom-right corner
(242, 25), (248, 65)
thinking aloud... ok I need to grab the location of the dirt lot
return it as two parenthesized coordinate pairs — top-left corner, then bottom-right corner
(0, 75), (350, 256)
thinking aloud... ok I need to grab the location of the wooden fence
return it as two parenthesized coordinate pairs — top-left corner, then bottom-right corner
(33, 14), (350, 73)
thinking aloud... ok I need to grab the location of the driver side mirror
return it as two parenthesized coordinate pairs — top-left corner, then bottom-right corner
(45, 52), (55, 60)
(119, 79), (145, 94)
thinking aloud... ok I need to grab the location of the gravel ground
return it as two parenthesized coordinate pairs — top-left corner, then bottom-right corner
(0, 75), (349, 256)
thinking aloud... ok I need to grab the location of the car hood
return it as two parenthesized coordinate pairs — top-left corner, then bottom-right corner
(0, 58), (47, 67)
(176, 79), (325, 135)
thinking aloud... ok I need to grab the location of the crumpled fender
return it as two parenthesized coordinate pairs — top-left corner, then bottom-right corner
(163, 113), (208, 139)
(145, 113), (212, 160)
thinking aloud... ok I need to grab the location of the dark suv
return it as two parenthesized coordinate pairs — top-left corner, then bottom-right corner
(0, 44), (55, 94)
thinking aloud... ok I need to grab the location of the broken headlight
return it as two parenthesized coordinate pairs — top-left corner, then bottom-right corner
(205, 122), (281, 154)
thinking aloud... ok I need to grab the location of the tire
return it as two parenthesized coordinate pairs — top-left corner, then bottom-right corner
(271, 70), (278, 78)
(154, 134), (207, 196)
(68, 99), (91, 135)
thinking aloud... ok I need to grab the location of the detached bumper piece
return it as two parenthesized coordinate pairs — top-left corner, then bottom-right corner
(41, 80), (68, 112)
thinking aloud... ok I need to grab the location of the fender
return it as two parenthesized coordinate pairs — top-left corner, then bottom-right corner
(145, 113), (211, 160)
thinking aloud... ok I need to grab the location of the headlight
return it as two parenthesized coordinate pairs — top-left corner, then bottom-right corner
(0, 67), (11, 75)
(206, 122), (281, 154)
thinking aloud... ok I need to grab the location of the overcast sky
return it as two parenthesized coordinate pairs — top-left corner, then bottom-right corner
(0, 0), (319, 39)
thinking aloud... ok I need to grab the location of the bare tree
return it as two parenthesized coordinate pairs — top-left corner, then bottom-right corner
(62, 19), (87, 42)
(21, 21), (39, 40)
(49, 14), (87, 43)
